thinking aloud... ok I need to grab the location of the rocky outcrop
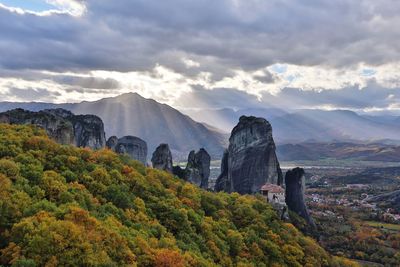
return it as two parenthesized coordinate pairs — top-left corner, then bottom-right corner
(172, 165), (186, 179)
(214, 150), (229, 192)
(44, 109), (106, 149)
(0, 108), (74, 145)
(0, 108), (106, 149)
(170, 148), (211, 189)
(71, 115), (106, 149)
(215, 116), (283, 194)
(106, 136), (119, 150)
(107, 136), (148, 164)
(185, 148), (210, 189)
(151, 144), (173, 173)
(285, 168), (316, 228)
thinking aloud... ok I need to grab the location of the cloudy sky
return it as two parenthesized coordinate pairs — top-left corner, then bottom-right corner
(1, 0), (400, 113)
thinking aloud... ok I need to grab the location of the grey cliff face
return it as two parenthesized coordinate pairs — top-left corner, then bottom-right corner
(71, 115), (106, 150)
(285, 167), (316, 228)
(0, 108), (75, 145)
(0, 108), (105, 150)
(43, 108), (106, 149)
(214, 150), (230, 192)
(43, 108), (74, 118)
(107, 136), (147, 164)
(185, 148), (211, 189)
(151, 144), (173, 173)
(106, 136), (119, 150)
(215, 116), (283, 194)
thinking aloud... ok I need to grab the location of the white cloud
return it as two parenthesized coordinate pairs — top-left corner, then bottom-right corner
(2, 61), (400, 109)
(46, 0), (86, 16)
(182, 58), (200, 68)
(0, 0), (86, 16)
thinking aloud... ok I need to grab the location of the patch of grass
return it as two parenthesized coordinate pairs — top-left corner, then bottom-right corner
(365, 221), (400, 231)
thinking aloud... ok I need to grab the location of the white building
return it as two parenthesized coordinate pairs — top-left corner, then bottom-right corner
(260, 183), (285, 204)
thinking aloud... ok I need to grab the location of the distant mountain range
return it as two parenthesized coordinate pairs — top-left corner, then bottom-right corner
(182, 108), (400, 144)
(277, 142), (400, 162)
(0, 93), (228, 159)
(2, 93), (400, 161)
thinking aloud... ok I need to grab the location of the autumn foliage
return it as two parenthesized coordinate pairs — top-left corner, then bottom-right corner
(0, 124), (357, 266)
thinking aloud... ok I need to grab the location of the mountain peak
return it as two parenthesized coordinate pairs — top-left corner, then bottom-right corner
(103, 92), (145, 102)
(116, 92), (143, 98)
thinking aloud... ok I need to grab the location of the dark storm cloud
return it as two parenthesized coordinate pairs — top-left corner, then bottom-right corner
(266, 83), (400, 110)
(253, 70), (278, 84)
(54, 76), (120, 89)
(0, 69), (120, 90)
(4, 87), (61, 101)
(174, 83), (400, 111)
(1, 0), (400, 74)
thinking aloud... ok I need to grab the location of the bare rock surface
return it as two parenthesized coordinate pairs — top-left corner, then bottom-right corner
(185, 148), (211, 189)
(214, 150), (229, 192)
(0, 108), (106, 149)
(151, 144), (173, 172)
(285, 167), (316, 228)
(215, 116), (283, 194)
(107, 135), (148, 164)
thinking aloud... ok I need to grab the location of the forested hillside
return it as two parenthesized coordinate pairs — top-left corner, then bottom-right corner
(0, 124), (356, 266)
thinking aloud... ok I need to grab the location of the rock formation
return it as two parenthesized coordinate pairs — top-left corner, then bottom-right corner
(70, 115), (106, 149)
(185, 148), (210, 189)
(170, 148), (211, 189)
(43, 109), (106, 149)
(0, 108), (106, 149)
(215, 116), (283, 194)
(172, 165), (186, 179)
(107, 136), (148, 164)
(106, 136), (119, 150)
(0, 108), (74, 145)
(285, 167), (316, 228)
(151, 144), (173, 173)
(214, 150), (229, 192)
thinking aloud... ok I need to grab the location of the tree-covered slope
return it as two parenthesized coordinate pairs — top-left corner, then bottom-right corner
(0, 124), (357, 267)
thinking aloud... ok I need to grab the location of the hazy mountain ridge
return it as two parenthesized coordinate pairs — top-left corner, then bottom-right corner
(182, 107), (400, 143)
(0, 93), (228, 159)
(277, 142), (400, 162)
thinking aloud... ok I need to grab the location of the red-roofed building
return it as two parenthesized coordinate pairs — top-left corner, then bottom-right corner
(260, 183), (285, 204)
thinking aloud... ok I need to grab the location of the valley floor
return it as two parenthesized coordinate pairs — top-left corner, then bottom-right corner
(207, 160), (400, 266)
(303, 164), (400, 266)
